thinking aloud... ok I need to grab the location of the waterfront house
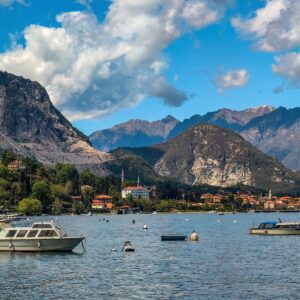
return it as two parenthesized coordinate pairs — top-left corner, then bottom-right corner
(91, 194), (113, 210)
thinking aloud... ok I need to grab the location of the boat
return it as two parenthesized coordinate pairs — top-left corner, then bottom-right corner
(0, 221), (85, 252)
(161, 235), (187, 241)
(250, 221), (300, 235)
(122, 241), (135, 252)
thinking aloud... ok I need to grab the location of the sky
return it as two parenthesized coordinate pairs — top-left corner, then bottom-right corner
(0, 0), (300, 135)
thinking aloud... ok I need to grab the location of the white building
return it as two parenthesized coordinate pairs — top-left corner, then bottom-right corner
(122, 186), (150, 199)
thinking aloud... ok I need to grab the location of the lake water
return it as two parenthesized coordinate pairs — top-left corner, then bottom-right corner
(0, 212), (300, 300)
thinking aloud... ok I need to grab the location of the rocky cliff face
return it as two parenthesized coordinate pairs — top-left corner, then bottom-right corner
(115, 124), (300, 192)
(90, 115), (179, 151)
(0, 71), (110, 171)
(240, 107), (300, 171)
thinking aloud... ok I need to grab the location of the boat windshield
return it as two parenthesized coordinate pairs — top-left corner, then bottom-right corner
(32, 224), (53, 229)
(258, 223), (276, 229)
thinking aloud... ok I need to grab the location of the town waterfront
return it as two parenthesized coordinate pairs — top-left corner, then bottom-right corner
(0, 213), (300, 300)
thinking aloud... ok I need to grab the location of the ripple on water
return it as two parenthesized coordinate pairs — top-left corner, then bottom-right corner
(0, 213), (300, 299)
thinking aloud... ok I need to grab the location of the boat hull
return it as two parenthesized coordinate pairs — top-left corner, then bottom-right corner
(250, 229), (300, 235)
(0, 237), (84, 252)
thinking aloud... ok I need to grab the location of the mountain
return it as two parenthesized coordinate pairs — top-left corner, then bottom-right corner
(113, 124), (300, 192)
(167, 105), (275, 139)
(240, 107), (300, 171)
(0, 71), (110, 172)
(89, 115), (179, 151)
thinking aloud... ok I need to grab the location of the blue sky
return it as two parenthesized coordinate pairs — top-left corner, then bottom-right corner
(0, 0), (299, 135)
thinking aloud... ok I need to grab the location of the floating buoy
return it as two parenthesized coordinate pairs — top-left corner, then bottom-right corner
(143, 224), (148, 229)
(190, 230), (199, 241)
(233, 220), (237, 223)
(217, 219), (221, 222)
(106, 220), (109, 222)
(132, 220), (136, 224)
(111, 249), (117, 252)
(185, 219), (190, 221)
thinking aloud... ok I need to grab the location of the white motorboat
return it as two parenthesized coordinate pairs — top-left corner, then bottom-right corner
(250, 221), (300, 235)
(0, 221), (85, 252)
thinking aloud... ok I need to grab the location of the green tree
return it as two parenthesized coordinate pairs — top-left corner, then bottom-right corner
(31, 181), (53, 211)
(80, 169), (96, 186)
(52, 199), (63, 215)
(72, 201), (86, 214)
(1, 150), (16, 166)
(18, 198), (42, 215)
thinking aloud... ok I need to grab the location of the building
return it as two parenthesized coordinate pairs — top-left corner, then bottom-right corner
(91, 195), (113, 210)
(122, 186), (150, 199)
(7, 160), (26, 172)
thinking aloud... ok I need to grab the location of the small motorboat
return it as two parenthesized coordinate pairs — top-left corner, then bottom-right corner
(250, 221), (300, 235)
(0, 221), (85, 252)
(161, 235), (187, 241)
(122, 241), (135, 252)
(218, 212), (224, 215)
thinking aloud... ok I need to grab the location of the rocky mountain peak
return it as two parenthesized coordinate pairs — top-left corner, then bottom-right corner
(0, 71), (109, 169)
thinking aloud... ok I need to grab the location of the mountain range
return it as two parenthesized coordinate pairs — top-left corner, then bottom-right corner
(1, 70), (300, 192)
(91, 105), (300, 171)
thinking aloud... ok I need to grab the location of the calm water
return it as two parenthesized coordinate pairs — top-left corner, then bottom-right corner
(0, 212), (300, 300)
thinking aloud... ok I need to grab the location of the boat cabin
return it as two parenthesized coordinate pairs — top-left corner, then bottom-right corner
(0, 222), (67, 239)
(258, 222), (277, 229)
(258, 221), (300, 230)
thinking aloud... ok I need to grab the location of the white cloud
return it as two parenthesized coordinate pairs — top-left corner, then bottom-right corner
(272, 52), (300, 86)
(215, 69), (249, 92)
(231, 0), (295, 52)
(0, 0), (229, 120)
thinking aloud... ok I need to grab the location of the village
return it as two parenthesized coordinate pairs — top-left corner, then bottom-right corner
(88, 182), (300, 213)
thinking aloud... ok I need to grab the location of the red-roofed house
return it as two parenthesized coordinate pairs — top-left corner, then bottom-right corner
(91, 195), (113, 209)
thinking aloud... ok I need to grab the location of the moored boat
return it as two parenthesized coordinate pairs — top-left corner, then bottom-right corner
(0, 221), (85, 252)
(250, 221), (300, 235)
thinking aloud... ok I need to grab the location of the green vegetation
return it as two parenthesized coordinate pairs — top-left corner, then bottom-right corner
(18, 198), (42, 215)
(0, 150), (121, 215)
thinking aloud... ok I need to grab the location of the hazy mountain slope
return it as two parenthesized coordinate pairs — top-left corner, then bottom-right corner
(240, 107), (300, 171)
(167, 106), (275, 139)
(89, 115), (179, 151)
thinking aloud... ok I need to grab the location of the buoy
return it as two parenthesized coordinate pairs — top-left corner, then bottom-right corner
(106, 220), (109, 222)
(132, 220), (136, 224)
(143, 224), (148, 229)
(217, 219), (221, 222)
(233, 220), (237, 223)
(185, 218), (190, 221)
(190, 230), (199, 241)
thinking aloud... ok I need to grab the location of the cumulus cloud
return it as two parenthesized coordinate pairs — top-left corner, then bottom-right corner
(215, 69), (249, 92)
(232, 0), (300, 88)
(272, 52), (300, 86)
(231, 0), (296, 52)
(0, 0), (229, 120)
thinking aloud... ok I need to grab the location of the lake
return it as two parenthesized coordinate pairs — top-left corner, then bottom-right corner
(0, 212), (299, 300)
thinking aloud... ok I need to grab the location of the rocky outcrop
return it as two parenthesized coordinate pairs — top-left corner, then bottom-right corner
(114, 124), (300, 192)
(0, 71), (110, 171)
(90, 115), (179, 151)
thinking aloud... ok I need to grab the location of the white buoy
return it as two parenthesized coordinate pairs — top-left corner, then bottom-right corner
(217, 219), (221, 222)
(190, 230), (199, 241)
(233, 220), (237, 223)
(143, 224), (148, 229)
(185, 218), (190, 221)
